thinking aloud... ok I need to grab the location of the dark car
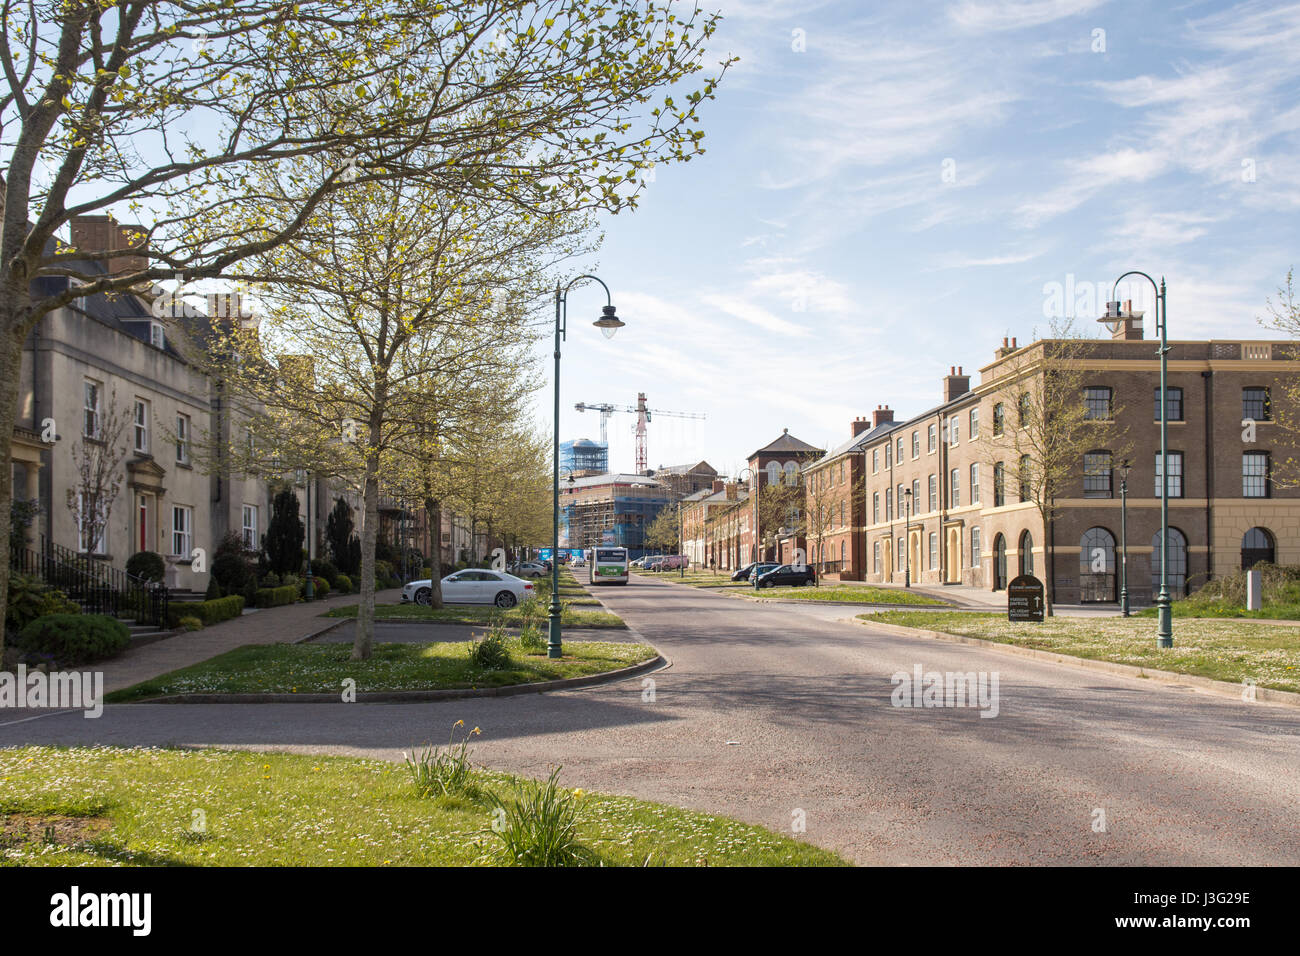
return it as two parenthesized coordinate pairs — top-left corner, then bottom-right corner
(733, 561), (780, 582)
(754, 563), (817, 588)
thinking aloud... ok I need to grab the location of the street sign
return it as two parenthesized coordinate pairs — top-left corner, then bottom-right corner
(1007, 574), (1045, 622)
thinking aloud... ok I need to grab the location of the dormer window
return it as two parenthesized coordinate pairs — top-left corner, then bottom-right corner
(150, 321), (166, 349)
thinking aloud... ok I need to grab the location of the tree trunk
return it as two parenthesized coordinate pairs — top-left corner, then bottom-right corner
(353, 381), (387, 661)
(424, 494), (443, 608)
(0, 322), (25, 662)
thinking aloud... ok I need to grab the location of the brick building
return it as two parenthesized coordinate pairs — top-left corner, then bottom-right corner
(832, 325), (1300, 603)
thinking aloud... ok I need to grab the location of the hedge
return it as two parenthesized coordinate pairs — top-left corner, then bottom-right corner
(17, 613), (130, 665)
(167, 595), (245, 628)
(255, 585), (299, 608)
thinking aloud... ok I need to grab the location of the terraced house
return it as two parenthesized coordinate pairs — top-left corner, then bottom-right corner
(814, 320), (1300, 605)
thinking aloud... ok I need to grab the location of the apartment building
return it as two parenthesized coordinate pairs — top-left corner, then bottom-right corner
(841, 323), (1300, 604)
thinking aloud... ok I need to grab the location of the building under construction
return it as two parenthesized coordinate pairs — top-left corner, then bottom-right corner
(560, 438), (608, 476)
(560, 473), (674, 551)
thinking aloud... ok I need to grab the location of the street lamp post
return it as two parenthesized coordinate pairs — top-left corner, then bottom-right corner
(903, 488), (912, 588)
(1102, 275), (1171, 646)
(551, 276), (624, 659)
(678, 499), (685, 579)
(1119, 458), (1131, 617)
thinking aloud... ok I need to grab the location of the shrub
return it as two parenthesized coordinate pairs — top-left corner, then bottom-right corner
(302, 577), (329, 600)
(468, 625), (511, 670)
(255, 585), (298, 608)
(310, 558), (339, 587)
(490, 767), (591, 867)
(17, 613), (130, 665)
(177, 616), (203, 632)
(167, 595), (244, 628)
(281, 573), (300, 590)
(211, 551), (252, 594)
(125, 551), (165, 583)
(373, 560), (394, 585)
(5, 574), (81, 635)
(260, 572), (282, 588)
(517, 619), (545, 652)
(334, 574), (352, 594)
(406, 721), (482, 798)
(204, 576), (222, 600)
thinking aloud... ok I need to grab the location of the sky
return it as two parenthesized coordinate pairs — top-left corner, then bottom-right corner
(541, 0), (1300, 479)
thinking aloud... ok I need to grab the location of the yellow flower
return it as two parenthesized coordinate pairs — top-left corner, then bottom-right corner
(472, 727), (481, 735)
(455, 719), (464, 728)
(573, 788), (585, 799)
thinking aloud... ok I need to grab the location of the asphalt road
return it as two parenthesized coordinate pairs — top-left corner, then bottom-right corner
(3, 575), (1299, 865)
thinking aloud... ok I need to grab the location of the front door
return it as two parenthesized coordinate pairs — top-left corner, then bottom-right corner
(946, 528), (961, 583)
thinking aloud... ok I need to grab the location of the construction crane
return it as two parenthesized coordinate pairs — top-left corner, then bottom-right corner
(574, 392), (707, 473)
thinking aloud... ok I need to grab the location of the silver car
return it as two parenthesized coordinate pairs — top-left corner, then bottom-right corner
(402, 570), (534, 608)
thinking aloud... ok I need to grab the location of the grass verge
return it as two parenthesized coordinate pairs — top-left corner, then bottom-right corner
(748, 585), (949, 605)
(865, 611), (1300, 693)
(106, 640), (655, 701)
(0, 746), (848, 866)
(323, 602), (624, 628)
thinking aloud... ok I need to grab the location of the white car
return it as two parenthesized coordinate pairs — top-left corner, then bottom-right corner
(402, 570), (534, 609)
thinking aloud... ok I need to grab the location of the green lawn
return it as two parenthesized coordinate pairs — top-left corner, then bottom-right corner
(653, 571), (749, 589)
(324, 601), (624, 628)
(107, 640), (655, 701)
(866, 611), (1300, 693)
(1136, 601), (1300, 620)
(0, 746), (848, 866)
(749, 585), (950, 606)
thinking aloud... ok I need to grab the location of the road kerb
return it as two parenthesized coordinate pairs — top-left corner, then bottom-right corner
(855, 618), (1300, 709)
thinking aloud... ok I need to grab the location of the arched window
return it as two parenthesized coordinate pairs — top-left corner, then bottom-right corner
(1151, 528), (1188, 596)
(840, 540), (846, 568)
(992, 534), (1007, 590)
(766, 461), (782, 485)
(1242, 527), (1275, 570)
(1018, 530), (1034, 577)
(783, 461), (798, 486)
(1079, 527), (1116, 602)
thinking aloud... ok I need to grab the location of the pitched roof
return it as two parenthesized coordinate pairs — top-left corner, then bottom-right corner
(749, 429), (824, 459)
(812, 420), (901, 467)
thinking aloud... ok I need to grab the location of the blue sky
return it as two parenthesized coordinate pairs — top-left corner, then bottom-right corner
(545, 0), (1300, 478)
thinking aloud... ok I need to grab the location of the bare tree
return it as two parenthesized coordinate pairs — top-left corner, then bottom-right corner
(980, 325), (1130, 614)
(1261, 269), (1300, 486)
(66, 391), (130, 558)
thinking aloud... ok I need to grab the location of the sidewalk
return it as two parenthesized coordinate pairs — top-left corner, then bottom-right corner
(96, 588), (402, 694)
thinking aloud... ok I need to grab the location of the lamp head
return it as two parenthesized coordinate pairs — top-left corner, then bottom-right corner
(594, 304), (624, 339)
(1099, 300), (1124, 334)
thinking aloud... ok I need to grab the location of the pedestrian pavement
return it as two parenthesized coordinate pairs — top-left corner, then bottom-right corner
(94, 588), (402, 693)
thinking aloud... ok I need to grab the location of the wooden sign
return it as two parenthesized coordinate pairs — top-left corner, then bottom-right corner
(1007, 574), (1045, 622)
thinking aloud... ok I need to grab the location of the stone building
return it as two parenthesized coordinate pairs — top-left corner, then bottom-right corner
(839, 325), (1300, 604)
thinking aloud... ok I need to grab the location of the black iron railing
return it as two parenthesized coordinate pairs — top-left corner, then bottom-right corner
(10, 542), (169, 628)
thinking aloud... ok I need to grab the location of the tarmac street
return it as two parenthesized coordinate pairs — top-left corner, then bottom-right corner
(2, 575), (1298, 865)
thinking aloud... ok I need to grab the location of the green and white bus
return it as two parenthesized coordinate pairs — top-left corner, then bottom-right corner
(589, 547), (629, 586)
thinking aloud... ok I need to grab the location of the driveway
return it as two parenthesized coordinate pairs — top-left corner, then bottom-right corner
(2, 575), (1298, 865)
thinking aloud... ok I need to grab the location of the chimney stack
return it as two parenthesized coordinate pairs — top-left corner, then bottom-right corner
(711, 479), (725, 494)
(70, 215), (148, 278)
(1110, 299), (1145, 340)
(851, 416), (871, 437)
(872, 405), (894, 427)
(943, 365), (971, 402)
(725, 481), (738, 501)
(996, 336), (1020, 359)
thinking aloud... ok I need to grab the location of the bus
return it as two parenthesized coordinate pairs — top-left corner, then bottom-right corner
(589, 547), (629, 586)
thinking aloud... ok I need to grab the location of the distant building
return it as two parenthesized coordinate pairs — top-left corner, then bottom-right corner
(560, 472), (673, 551)
(649, 460), (718, 499)
(560, 438), (608, 476)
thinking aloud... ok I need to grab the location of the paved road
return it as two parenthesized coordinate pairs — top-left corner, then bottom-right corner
(3, 575), (1298, 865)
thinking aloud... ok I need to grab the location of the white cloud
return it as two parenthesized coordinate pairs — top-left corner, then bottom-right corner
(948, 0), (1109, 33)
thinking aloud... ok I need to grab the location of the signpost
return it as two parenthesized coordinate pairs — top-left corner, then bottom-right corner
(1007, 574), (1045, 623)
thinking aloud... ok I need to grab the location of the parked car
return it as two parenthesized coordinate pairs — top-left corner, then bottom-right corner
(754, 564), (817, 588)
(509, 561), (547, 579)
(643, 556), (666, 571)
(571, 556), (586, 567)
(402, 570), (534, 608)
(733, 562), (780, 582)
(631, 558), (647, 569)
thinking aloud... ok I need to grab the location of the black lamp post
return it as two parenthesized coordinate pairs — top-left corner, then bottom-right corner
(1119, 458), (1131, 617)
(903, 488), (913, 588)
(1102, 276), (1171, 646)
(551, 276), (624, 659)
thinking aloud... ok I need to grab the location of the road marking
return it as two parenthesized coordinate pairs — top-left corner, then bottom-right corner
(0, 708), (81, 727)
